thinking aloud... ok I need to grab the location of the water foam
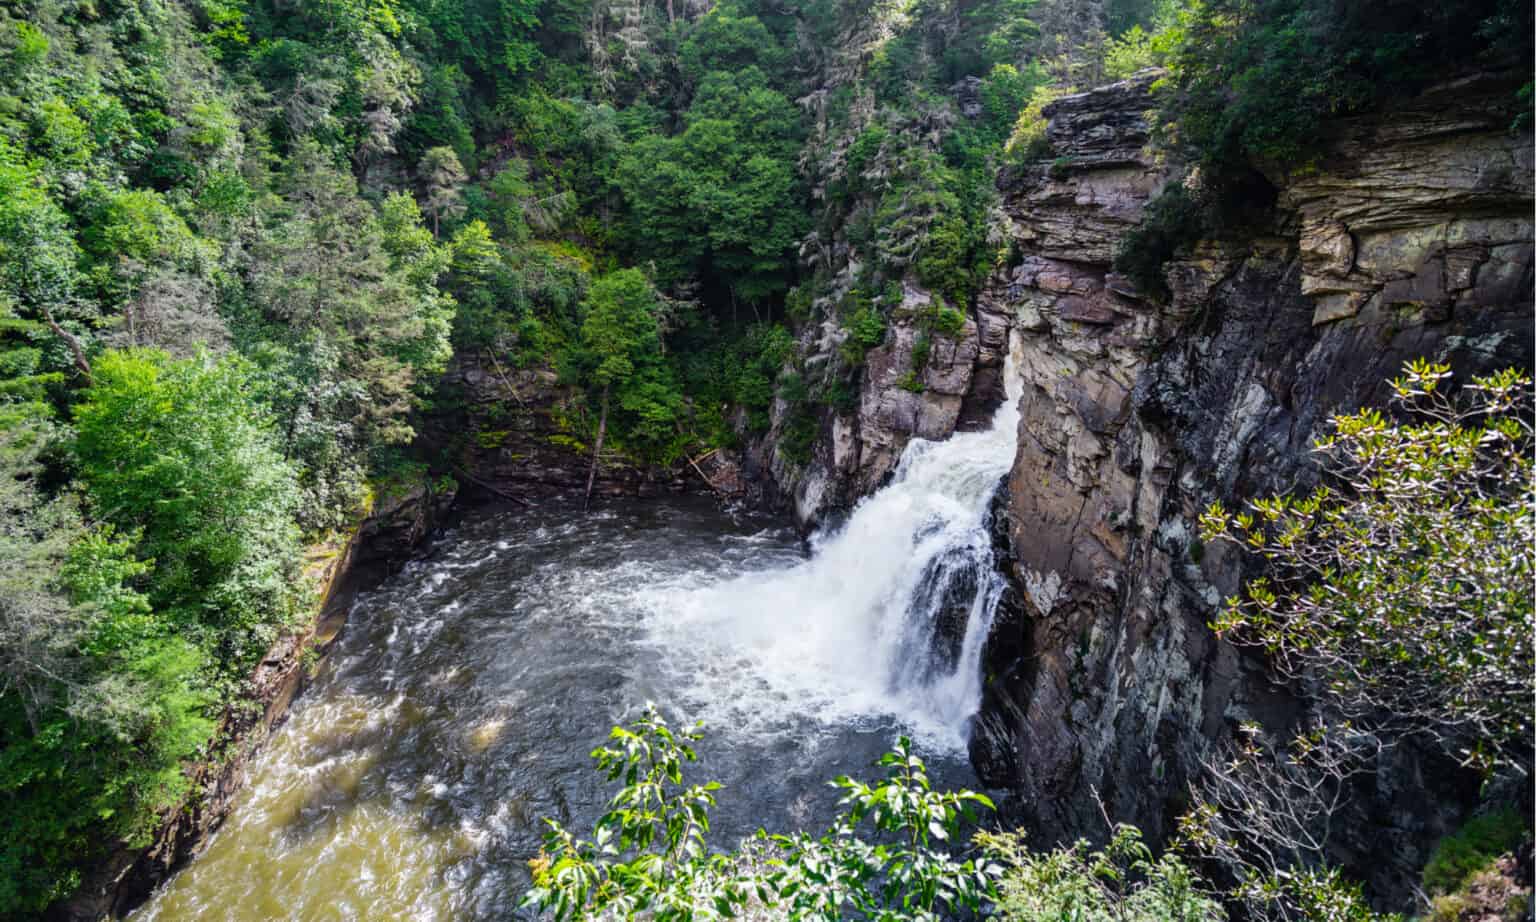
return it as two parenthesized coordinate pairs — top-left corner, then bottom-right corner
(640, 335), (1024, 749)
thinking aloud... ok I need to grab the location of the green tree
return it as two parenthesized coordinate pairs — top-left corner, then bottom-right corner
(0, 417), (212, 916)
(1199, 361), (1534, 771)
(616, 67), (805, 314)
(72, 349), (304, 667)
(0, 156), (90, 384)
(574, 269), (667, 508)
(249, 144), (454, 525)
(526, 709), (998, 922)
(419, 145), (468, 238)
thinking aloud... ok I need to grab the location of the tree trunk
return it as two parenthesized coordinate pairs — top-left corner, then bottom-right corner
(583, 384), (610, 512)
(39, 305), (92, 385)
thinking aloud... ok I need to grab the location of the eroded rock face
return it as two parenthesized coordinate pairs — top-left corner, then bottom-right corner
(748, 279), (1013, 529)
(974, 70), (1533, 903)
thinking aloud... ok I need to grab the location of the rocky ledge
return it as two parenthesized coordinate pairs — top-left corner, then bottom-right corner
(744, 280), (1014, 529)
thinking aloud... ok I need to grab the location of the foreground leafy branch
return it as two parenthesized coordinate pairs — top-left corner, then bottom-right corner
(526, 708), (1254, 922)
(1200, 360), (1534, 772)
(1185, 361), (1535, 921)
(525, 707), (998, 922)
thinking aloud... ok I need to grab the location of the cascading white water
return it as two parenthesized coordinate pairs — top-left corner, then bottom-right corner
(639, 334), (1024, 750)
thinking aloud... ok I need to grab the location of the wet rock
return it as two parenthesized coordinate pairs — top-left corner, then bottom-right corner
(752, 278), (1008, 530)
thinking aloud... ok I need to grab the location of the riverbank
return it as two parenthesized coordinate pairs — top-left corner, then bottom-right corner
(51, 478), (457, 922)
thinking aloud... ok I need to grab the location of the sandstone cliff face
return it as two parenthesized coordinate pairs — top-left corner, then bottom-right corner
(971, 71), (1533, 899)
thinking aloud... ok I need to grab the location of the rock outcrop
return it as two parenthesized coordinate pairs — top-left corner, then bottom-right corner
(971, 70), (1533, 903)
(426, 352), (738, 503)
(746, 282), (1013, 527)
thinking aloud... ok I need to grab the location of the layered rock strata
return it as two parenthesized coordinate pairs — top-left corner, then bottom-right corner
(744, 282), (1013, 526)
(971, 70), (1533, 902)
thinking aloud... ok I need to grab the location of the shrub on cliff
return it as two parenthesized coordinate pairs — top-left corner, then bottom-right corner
(1422, 808), (1529, 898)
(1153, 0), (1534, 173)
(1200, 361), (1534, 772)
(1187, 361), (1534, 920)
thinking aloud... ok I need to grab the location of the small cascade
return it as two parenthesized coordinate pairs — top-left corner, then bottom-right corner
(641, 335), (1024, 748)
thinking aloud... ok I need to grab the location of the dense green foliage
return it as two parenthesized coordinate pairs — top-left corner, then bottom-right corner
(1201, 362), (1534, 773)
(529, 709), (1238, 922)
(1153, 0), (1532, 171)
(73, 351), (304, 670)
(1421, 808), (1529, 897)
(0, 415), (213, 912)
(531, 711), (1415, 921)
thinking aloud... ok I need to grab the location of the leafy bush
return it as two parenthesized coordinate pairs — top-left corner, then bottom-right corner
(73, 350), (304, 671)
(1423, 808), (1530, 896)
(930, 305), (967, 338)
(526, 707), (1000, 922)
(982, 825), (1225, 921)
(530, 711), (1396, 922)
(1200, 362), (1534, 772)
(1103, 25), (1156, 80)
(1005, 84), (1072, 163)
(777, 406), (821, 465)
(914, 217), (978, 307)
(1112, 180), (1206, 299)
(840, 304), (888, 366)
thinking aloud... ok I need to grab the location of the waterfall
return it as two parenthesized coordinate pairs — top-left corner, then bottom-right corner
(640, 335), (1023, 749)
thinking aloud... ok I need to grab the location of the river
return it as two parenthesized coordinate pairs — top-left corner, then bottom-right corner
(132, 347), (1024, 921)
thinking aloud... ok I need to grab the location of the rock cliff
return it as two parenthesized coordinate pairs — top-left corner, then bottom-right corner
(970, 70), (1533, 901)
(425, 352), (735, 503)
(742, 281), (1013, 527)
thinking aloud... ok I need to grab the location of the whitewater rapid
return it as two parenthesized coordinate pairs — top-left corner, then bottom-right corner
(639, 334), (1024, 749)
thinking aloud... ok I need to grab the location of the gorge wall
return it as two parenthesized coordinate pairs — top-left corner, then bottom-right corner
(737, 282), (1014, 527)
(969, 69), (1533, 899)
